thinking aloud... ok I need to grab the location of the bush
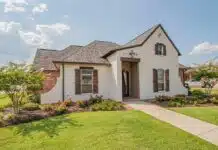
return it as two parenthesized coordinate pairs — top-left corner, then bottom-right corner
(76, 100), (89, 108)
(3, 113), (17, 123)
(91, 100), (125, 111)
(55, 104), (67, 115)
(175, 94), (186, 98)
(63, 100), (73, 107)
(191, 89), (205, 98)
(29, 93), (40, 104)
(40, 104), (54, 112)
(89, 95), (104, 105)
(155, 95), (172, 102)
(168, 101), (183, 107)
(185, 96), (198, 104)
(0, 105), (5, 112)
(211, 97), (218, 105)
(22, 103), (40, 111)
(0, 113), (5, 126)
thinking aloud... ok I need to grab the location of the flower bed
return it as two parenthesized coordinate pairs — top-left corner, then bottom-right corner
(0, 95), (126, 127)
(153, 90), (218, 108)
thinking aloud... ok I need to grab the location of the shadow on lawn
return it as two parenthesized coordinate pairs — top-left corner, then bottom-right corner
(12, 115), (83, 138)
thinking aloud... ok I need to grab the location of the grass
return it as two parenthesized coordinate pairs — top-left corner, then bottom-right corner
(170, 107), (218, 126)
(191, 87), (218, 94)
(0, 111), (217, 150)
(0, 93), (11, 106)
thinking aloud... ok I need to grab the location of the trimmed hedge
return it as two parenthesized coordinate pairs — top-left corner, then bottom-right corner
(91, 100), (125, 111)
(22, 103), (40, 111)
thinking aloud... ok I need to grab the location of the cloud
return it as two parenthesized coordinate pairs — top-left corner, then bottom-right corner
(189, 42), (218, 55)
(36, 23), (70, 35)
(0, 21), (21, 33)
(19, 23), (70, 48)
(32, 3), (48, 14)
(0, 0), (28, 12)
(19, 30), (51, 48)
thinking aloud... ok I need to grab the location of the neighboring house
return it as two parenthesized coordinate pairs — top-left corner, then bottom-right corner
(34, 24), (187, 104)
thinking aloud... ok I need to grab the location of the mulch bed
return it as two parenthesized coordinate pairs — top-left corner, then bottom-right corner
(0, 105), (87, 127)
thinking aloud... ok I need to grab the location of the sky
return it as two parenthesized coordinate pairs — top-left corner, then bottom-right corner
(0, 0), (218, 66)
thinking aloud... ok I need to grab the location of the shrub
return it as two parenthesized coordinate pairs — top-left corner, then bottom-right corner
(40, 104), (54, 112)
(175, 94), (186, 98)
(63, 100), (73, 107)
(22, 103), (40, 111)
(0, 105), (5, 112)
(89, 95), (104, 105)
(191, 89), (205, 98)
(29, 93), (40, 104)
(91, 100), (125, 111)
(155, 95), (172, 102)
(211, 97), (218, 105)
(168, 101), (183, 107)
(76, 100), (89, 108)
(0, 113), (5, 126)
(55, 104), (67, 115)
(3, 113), (17, 123)
(185, 96), (198, 104)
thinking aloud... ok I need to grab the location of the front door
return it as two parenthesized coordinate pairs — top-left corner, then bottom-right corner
(122, 70), (129, 97)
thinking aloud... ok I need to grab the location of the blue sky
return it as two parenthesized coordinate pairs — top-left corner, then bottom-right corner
(0, 0), (218, 66)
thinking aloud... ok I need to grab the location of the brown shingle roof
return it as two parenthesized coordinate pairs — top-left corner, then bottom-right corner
(33, 45), (83, 71)
(33, 49), (60, 71)
(179, 63), (187, 69)
(33, 41), (119, 70)
(54, 40), (120, 65)
(33, 24), (182, 71)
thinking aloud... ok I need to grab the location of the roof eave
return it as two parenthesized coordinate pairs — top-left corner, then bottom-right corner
(53, 61), (111, 66)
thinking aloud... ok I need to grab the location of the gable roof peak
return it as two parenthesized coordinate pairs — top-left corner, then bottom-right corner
(102, 23), (181, 58)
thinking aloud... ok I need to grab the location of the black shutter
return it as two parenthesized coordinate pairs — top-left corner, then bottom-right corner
(75, 69), (81, 94)
(155, 43), (158, 55)
(93, 69), (98, 93)
(153, 69), (158, 92)
(165, 69), (169, 91)
(163, 45), (166, 56)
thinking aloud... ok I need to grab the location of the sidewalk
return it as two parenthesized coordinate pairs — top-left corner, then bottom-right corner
(125, 101), (218, 146)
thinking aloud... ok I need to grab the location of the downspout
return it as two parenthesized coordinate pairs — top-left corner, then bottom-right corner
(62, 63), (65, 102)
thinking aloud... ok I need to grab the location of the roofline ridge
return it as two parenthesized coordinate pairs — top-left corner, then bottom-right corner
(37, 48), (59, 51)
(125, 24), (160, 45)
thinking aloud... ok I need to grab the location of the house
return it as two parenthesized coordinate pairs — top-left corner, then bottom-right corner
(33, 24), (187, 104)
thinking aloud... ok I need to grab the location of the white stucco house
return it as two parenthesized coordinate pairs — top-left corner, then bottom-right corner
(33, 24), (187, 104)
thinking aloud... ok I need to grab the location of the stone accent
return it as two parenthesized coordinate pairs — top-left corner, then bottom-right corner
(42, 70), (60, 93)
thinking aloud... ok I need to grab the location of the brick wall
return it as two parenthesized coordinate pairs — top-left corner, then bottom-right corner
(41, 70), (60, 93)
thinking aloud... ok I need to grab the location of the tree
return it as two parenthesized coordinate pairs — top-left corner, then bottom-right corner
(192, 63), (218, 95)
(0, 62), (44, 114)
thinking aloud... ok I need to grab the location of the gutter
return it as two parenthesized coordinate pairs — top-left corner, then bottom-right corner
(62, 63), (65, 101)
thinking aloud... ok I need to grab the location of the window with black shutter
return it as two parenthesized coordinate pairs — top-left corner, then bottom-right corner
(155, 43), (166, 56)
(153, 68), (169, 92)
(75, 68), (98, 94)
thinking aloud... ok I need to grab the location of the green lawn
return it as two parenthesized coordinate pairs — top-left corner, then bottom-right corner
(0, 111), (217, 150)
(191, 87), (218, 94)
(0, 93), (10, 106)
(170, 107), (218, 126)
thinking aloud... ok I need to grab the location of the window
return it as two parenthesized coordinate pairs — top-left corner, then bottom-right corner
(155, 43), (166, 56)
(157, 69), (164, 91)
(81, 69), (93, 93)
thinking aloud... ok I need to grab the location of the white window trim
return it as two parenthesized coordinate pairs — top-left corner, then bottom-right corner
(80, 69), (93, 94)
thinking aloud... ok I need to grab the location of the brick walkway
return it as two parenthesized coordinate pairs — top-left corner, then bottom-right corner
(125, 101), (218, 146)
